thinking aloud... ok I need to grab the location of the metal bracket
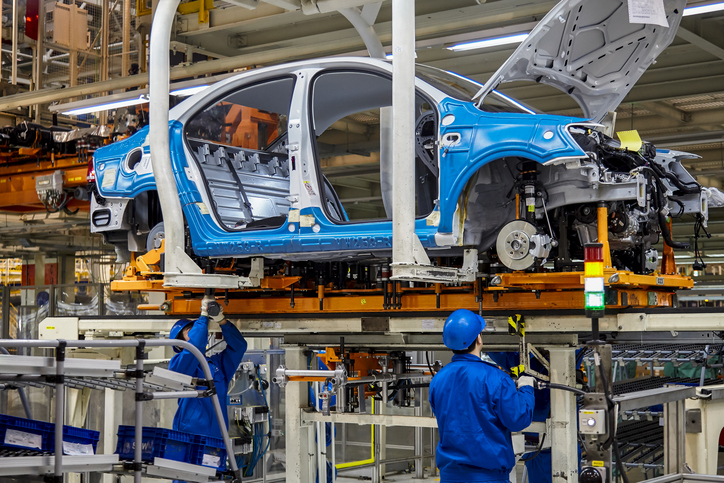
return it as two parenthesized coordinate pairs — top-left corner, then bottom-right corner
(391, 249), (478, 284)
(515, 322), (551, 382)
(685, 408), (701, 433)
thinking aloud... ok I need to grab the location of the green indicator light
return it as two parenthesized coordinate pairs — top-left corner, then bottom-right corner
(585, 292), (605, 310)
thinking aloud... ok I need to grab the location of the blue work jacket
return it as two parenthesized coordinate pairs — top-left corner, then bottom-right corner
(169, 316), (247, 439)
(429, 353), (535, 482)
(487, 352), (550, 422)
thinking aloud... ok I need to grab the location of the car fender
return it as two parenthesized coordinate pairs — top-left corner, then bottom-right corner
(436, 98), (587, 235)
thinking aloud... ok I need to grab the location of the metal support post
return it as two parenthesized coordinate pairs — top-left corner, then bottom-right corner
(414, 403), (424, 478)
(379, 397), (386, 478)
(122, 0), (131, 75)
(100, 0), (110, 125)
(102, 387), (122, 483)
(373, 399), (382, 483)
(134, 341), (145, 483)
(430, 427), (438, 476)
(549, 347), (578, 483)
(101, 0), (110, 81)
(11, 0), (18, 84)
(0, 0), (2, 82)
(149, 0), (192, 278)
(34, 0), (45, 122)
(54, 341), (66, 482)
(1, 286), (10, 340)
(391, 0), (429, 273)
(340, 423), (347, 463)
(285, 346), (310, 481)
(664, 398), (686, 474)
(317, 420), (326, 483)
(330, 421), (336, 483)
(414, 362), (424, 479)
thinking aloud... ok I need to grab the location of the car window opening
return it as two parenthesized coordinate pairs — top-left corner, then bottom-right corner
(311, 70), (439, 224)
(184, 77), (295, 231)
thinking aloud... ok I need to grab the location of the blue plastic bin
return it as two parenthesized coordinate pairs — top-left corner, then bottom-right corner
(188, 434), (227, 471)
(115, 425), (195, 464)
(54, 425), (100, 455)
(0, 414), (53, 452)
(0, 414), (98, 454)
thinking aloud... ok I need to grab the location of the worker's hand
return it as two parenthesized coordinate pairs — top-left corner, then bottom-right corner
(209, 305), (226, 325)
(200, 295), (214, 317)
(516, 376), (535, 389)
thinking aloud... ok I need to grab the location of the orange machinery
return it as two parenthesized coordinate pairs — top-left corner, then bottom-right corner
(119, 204), (691, 318)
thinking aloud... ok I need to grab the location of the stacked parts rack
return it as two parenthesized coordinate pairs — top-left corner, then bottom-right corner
(0, 338), (242, 483)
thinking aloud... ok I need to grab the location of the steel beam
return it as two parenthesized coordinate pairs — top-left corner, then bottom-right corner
(664, 399), (686, 474)
(285, 346), (311, 480)
(549, 347), (578, 483)
(677, 27), (724, 62)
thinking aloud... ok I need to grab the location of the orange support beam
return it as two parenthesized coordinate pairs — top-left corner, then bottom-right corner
(0, 155), (89, 212)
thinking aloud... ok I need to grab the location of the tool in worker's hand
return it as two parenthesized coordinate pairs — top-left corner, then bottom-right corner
(205, 288), (221, 317)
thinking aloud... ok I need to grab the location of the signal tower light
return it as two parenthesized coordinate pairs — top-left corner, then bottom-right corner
(584, 243), (605, 319)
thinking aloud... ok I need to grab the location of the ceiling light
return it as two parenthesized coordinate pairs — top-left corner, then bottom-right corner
(170, 85), (209, 97)
(62, 95), (149, 116)
(447, 33), (529, 52)
(683, 2), (724, 16)
(385, 52), (417, 60)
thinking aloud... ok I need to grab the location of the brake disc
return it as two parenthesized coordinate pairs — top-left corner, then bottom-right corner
(495, 220), (538, 270)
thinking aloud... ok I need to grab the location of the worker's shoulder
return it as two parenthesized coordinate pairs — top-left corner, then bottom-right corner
(436, 358), (506, 381)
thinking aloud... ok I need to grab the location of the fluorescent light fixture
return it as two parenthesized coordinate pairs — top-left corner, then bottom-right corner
(385, 52), (417, 60)
(683, 2), (724, 16)
(62, 95), (149, 116)
(674, 255), (693, 259)
(447, 32), (529, 52)
(170, 85), (209, 97)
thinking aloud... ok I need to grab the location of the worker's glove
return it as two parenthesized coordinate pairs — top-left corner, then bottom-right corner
(200, 295), (214, 317)
(516, 376), (535, 389)
(209, 305), (225, 325)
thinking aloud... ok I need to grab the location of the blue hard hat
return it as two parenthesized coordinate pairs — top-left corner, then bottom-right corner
(442, 309), (486, 351)
(170, 319), (195, 353)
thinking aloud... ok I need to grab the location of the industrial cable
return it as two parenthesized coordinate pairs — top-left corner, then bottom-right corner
(543, 382), (587, 396)
(593, 350), (631, 483)
(426, 351), (436, 376)
(593, 351), (616, 451)
(519, 433), (546, 462)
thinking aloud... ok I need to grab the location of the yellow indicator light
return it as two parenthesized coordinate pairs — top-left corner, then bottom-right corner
(584, 261), (604, 278)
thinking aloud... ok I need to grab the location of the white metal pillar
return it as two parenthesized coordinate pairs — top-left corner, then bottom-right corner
(285, 346), (311, 481)
(391, 0), (428, 271)
(149, 0), (202, 281)
(549, 347), (578, 483)
(685, 387), (724, 475)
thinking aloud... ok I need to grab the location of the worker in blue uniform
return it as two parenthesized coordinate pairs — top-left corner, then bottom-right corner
(169, 296), (247, 439)
(430, 309), (536, 482)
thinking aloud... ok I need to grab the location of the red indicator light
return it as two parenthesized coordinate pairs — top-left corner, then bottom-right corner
(584, 243), (603, 263)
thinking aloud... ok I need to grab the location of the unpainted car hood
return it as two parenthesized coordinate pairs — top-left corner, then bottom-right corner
(475, 0), (686, 123)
